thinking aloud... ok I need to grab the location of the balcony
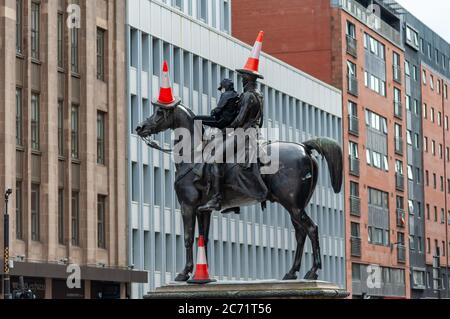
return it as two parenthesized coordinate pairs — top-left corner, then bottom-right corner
(394, 101), (403, 119)
(396, 209), (406, 227)
(339, 0), (401, 47)
(348, 115), (359, 136)
(397, 245), (406, 263)
(351, 237), (362, 257)
(346, 35), (358, 58)
(395, 137), (404, 155)
(395, 173), (405, 192)
(350, 196), (361, 216)
(349, 156), (360, 177)
(393, 65), (402, 84)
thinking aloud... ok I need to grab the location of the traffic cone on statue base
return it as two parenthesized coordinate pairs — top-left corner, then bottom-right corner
(187, 235), (216, 284)
(236, 31), (265, 80)
(152, 60), (181, 109)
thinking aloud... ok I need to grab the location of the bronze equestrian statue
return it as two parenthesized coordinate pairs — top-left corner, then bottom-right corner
(136, 33), (343, 282)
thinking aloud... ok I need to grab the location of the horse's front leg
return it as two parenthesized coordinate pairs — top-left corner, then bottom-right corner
(174, 204), (196, 282)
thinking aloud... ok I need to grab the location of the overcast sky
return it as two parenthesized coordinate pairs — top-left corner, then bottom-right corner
(396, 0), (450, 43)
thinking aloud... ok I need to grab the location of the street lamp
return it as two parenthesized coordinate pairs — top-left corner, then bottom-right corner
(3, 188), (13, 299)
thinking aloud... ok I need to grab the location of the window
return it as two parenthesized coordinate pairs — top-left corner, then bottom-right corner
(395, 160), (403, 175)
(71, 105), (79, 159)
(31, 93), (40, 150)
(407, 165), (414, 181)
(446, 116), (449, 130)
(98, 195), (106, 248)
(423, 103), (427, 119)
(58, 189), (64, 245)
(406, 130), (412, 146)
(349, 141), (358, 159)
(364, 71), (386, 96)
(16, 88), (22, 146)
(71, 28), (79, 73)
(364, 33), (385, 60)
(426, 171), (429, 186)
(71, 192), (79, 246)
(430, 75), (434, 90)
(348, 101), (357, 117)
(199, 0), (207, 21)
(442, 209), (445, 224)
(57, 12), (64, 68)
(438, 112), (442, 126)
(431, 107), (435, 122)
(97, 112), (105, 164)
(58, 100), (64, 156)
(16, 0), (22, 53)
(31, 184), (40, 241)
(97, 28), (105, 80)
(404, 60), (410, 76)
(351, 222), (360, 238)
(406, 26), (419, 49)
(405, 95), (411, 111)
(347, 61), (357, 78)
(346, 21), (356, 38)
(350, 181), (359, 197)
(31, 2), (40, 59)
(432, 140), (436, 155)
(427, 204), (430, 220)
(422, 70), (427, 85)
(412, 65), (418, 81)
(16, 181), (22, 240)
(427, 238), (431, 253)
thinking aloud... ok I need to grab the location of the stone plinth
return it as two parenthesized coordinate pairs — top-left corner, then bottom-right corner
(144, 280), (349, 299)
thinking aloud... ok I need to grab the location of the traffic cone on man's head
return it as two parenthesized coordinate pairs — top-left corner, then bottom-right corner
(236, 31), (264, 79)
(187, 236), (216, 284)
(152, 60), (181, 109)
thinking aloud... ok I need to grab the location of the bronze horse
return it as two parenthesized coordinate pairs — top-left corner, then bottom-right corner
(136, 103), (343, 281)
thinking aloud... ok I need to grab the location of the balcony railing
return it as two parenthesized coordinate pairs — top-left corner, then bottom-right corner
(346, 35), (357, 57)
(393, 65), (402, 84)
(395, 173), (405, 192)
(348, 75), (359, 96)
(349, 156), (360, 177)
(339, 0), (401, 47)
(394, 101), (403, 119)
(350, 196), (361, 216)
(351, 237), (362, 257)
(396, 208), (406, 227)
(397, 245), (406, 263)
(395, 137), (404, 155)
(348, 115), (359, 136)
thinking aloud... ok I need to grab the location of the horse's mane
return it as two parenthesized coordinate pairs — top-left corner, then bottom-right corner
(177, 104), (196, 119)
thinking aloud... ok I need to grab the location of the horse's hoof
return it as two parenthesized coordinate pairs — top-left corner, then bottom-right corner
(282, 273), (297, 280)
(304, 271), (319, 281)
(174, 273), (190, 282)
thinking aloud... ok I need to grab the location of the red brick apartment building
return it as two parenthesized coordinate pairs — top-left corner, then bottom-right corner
(233, 0), (410, 298)
(421, 64), (450, 290)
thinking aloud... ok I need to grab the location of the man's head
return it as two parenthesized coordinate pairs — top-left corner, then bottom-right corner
(241, 73), (259, 88)
(218, 78), (234, 92)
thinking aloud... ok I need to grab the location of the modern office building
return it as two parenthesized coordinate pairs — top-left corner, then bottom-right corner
(233, 0), (411, 298)
(0, 0), (146, 299)
(400, 11), (450, 299)
(126, 0), (345, 298)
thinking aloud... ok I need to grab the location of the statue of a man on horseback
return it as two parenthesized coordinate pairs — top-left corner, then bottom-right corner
(135, 31), (343, 283)
(194, 34), (269, 212)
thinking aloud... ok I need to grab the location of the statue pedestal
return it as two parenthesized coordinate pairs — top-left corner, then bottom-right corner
(144, 280), (349, 299)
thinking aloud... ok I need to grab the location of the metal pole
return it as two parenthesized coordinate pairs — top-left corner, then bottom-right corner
(3, 189), (12, 299)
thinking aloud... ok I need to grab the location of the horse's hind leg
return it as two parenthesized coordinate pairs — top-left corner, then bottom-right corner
(300, 210), (322, 280)
(283, 215), (307, 280)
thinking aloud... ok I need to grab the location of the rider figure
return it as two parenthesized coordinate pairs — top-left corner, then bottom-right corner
(195, 79), (239, 213)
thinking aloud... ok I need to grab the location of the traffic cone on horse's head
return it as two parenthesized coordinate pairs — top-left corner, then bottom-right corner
(236, 31), (264, 79)
(187, 236), (216, 284)
(152, 60), (181, 109)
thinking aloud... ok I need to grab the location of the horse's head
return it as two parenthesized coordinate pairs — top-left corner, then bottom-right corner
(136, 103), (194, 138)
(136, 105), (177, 138)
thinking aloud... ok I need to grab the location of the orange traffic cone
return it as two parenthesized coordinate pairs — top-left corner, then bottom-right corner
(152, 60), (181, 109)
(188, 236), (216, 284)
(236, 31), (264, 79)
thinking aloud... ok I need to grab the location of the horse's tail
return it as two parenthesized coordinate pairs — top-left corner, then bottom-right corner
(303, 138), (343, 194)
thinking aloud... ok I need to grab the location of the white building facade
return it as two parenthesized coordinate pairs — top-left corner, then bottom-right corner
(126, 0), (345, 298)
